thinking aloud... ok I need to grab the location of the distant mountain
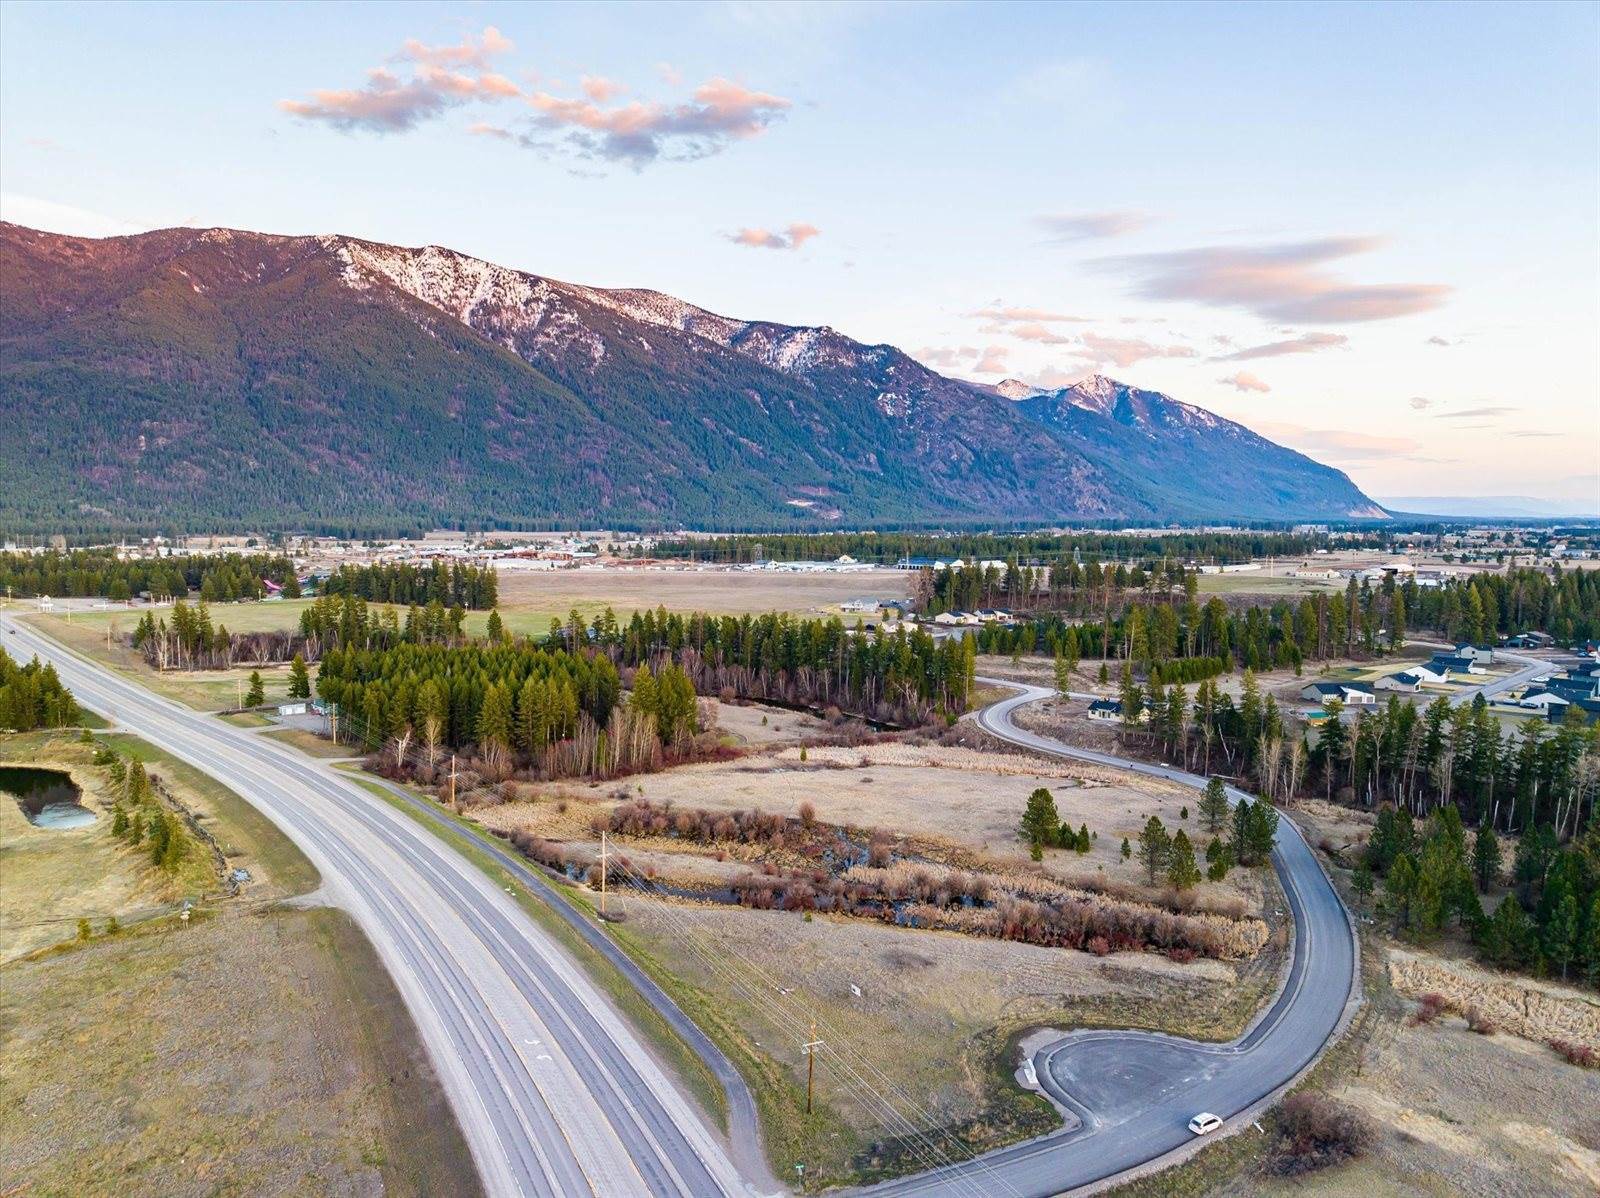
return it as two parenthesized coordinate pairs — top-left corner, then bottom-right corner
(1377, 496), (1598, 519)
(0, 222), (1385, 532)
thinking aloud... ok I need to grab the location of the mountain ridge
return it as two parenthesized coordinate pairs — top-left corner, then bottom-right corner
(0, 221), (1386, 532)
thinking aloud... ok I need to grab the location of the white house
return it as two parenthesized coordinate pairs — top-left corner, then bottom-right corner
(1405, 663), (1452, 684)
(1300, 681), (1377, 706)
(1517, 688), (1571, 712)
(1376, 671), (1423, 693)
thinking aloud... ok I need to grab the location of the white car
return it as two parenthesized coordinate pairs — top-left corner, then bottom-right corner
(1188, 1112), (1224, 1136)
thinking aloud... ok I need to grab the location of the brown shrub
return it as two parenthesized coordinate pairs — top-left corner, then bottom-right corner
(1548, 1039), (1598, 1068)
(1270, 1092), (1375, 1176)
(1411, 993), (1448, 1026)
(1464, 1006), (1495, 1035)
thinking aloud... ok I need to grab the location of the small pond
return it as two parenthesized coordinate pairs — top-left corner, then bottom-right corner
(0, 765), (96, 830)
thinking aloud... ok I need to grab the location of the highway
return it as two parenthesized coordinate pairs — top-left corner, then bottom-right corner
(1, 613), (762, 1198)
(861, 678), (1360, 1198)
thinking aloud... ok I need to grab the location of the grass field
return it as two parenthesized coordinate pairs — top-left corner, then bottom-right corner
(0, 906), (481, 1198)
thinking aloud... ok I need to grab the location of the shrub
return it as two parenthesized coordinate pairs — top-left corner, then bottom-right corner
(1086, 935), (1111, 957)
(1548, 1039), (1598, 1068)
(1464, 1006), (1495, 1035)
(1167, 946), (1196, 963)
(1410, 992), (1448, 1025)
(1270, 1092), (1375, 1176)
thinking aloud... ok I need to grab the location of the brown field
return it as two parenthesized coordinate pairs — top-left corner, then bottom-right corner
(0, 907), (479, 1198)
(708, 699), (831, 748)
(1, 725), (475, 1196)
(576, 741), (1271, 914)
(493, 564), (910, 620)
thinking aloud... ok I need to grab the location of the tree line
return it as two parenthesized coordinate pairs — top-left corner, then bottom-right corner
(0, 549), (298, 603)
(318, 560), (498, 610)
(1359, 804), (1599, 988)
(0, 654), (81, 731)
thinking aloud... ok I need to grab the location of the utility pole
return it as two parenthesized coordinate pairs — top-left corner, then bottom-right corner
(449, 754), (458, 813)
(236, 676), (242, 712)
(802, 1019), (824, 1114)
(599, 828), (608, 918)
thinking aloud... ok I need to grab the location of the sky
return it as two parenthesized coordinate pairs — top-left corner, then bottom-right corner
(2, 1), (1597, 511)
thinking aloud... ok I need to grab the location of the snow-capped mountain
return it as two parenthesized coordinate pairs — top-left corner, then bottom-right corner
(0, 221), (1385, 531)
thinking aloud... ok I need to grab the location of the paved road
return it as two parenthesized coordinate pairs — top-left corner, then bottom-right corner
(2, 614), (760, 1198)
(863, 679), (1359, 1198)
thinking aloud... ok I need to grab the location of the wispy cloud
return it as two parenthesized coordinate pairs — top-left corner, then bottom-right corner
(1425, 335), (1454, 346)
(1069, 332), (1196, 368)
(1254, 421), (1425, 462)
(1217, 331), (1348, 361)
(1437, 406), (1515, 419)
(1219, 371), (1271, 393)
(973, 346), (1010, 374)
(282, 27), (520, 132)
(283, 33), (789, 167)
(1097, 236), (1450, 323)
(1035, 211), (1150, 241)
(1409, 396), (1435, 410)
(396, 26), (513, 70)
(727, 222), (820, 251)
(970, 305), (1088, 324)
(525, 76), (790, 165)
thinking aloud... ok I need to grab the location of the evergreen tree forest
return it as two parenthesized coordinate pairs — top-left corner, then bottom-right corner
(0, 654), (81, 731)
(318, 560), (497, 609)
(0, 550), (298, 603)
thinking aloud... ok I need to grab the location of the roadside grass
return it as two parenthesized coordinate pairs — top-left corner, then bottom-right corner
(261, 726), (352, 759)
(101, 733), (319, 896)
(338, 771), (740, 1138)
(0, 904), (481, 1198)
(23, 612), (296, 710)
(218, 710), (272, 727)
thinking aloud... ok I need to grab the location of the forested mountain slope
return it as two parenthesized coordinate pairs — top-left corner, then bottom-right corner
(0, 222), (1383, 533)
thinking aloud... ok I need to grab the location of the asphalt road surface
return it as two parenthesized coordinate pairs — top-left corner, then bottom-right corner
(860, 679), (1360, 1198)
(2, 614), (761, 1198)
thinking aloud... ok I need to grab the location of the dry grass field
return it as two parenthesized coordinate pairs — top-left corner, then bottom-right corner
(583, 741), (1272, 914)
(0, 907), (480, 1198)
(494, 564), (909, 620)
(1, 725), (475, 1196)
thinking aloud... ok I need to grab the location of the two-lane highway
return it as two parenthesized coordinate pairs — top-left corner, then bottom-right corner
(862, 679), (1359, 1197)
(2, 613), (761, 1198)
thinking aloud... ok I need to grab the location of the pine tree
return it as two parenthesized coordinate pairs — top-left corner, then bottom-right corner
(1075, 822), (1091, 854)
(1472, 825), (1501, 894)
(288, 653), (311, 700)
(1021, 787), (1061, 849)
(1545, 889), (1580, 980)
(486, 609), (506, 643)
(1385, 853), (1417, 932)
(1138, 815), (1171, 885)
(1199, 777), (1229, 833)
(1120, 837), (1131, 861)
(1054, 652), (1072, 698)
(1167, 829), (1201, 891)
(111, 806), (128, 838)
(1352, 863), (1374, 910)
(245, 670), (266, 707)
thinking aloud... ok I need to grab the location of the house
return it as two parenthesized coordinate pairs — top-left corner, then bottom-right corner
(1086, 699), (1123, 722)
(1505, 631), (1553, 649)
(840, 598), (883, 614)
(1549, 696), (1600, 725)
(1404, 662), (1451, 684)
(1376, 671), (1424, 693)
(1545, 674), (1600, 703)
(1429, 654), (1484, 676)
(1299, 681), (1376, 706)
(1454, 643), (1495, 665)
(932, 611), (962, 626)
(1518, 687), (1571, 712)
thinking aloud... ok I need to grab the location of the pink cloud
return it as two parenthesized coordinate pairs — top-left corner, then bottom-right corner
(1218, 331), (1348, 361)
(581, 75), (626, 103)
(528, 76), (791, 164)
(397, 26), (514, 70)
(1007, 321), (1075, 346)
(1219, 371), (1271, 393)
(1035, 211), (1151, 241)
(281, 29), (520, 132)
(727, 222), (820, 251)
(970, 305), (1088, 324)
(973, 346), (1010, 374)
(1099, 237), (1450, 323)
(1078, 332), (1197, 368)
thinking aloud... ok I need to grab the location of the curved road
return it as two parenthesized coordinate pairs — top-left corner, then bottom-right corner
(863, 679), (1360, 1197)
(2, 613), (764, 1198)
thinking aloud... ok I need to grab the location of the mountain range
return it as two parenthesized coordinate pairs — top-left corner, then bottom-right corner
(0, 221), (1386, 533)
